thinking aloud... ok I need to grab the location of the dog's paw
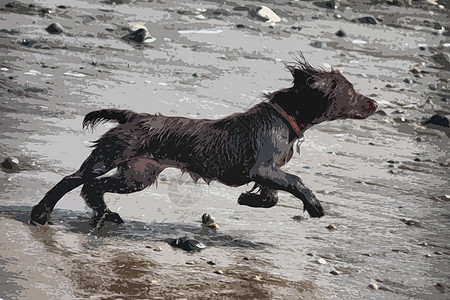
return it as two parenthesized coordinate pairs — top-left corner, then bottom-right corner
(303, 201), (325, 218)
(238, 192), (277, 208)
(30, 204), (50, 225)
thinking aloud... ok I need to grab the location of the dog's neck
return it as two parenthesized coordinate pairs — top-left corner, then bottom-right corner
(268, 88), (328, 136)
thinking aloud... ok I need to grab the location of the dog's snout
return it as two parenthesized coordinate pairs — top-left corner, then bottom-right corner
(368, 99), (378, 112)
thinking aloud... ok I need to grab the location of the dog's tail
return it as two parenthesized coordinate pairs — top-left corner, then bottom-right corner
(82, 109), (139, 130)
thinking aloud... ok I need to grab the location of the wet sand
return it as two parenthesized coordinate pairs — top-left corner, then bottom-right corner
(0, 0), (449, 299)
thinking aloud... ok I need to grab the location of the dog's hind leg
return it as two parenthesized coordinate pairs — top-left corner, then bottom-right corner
(81, 158), (162, 228)
(30, 148), (121, 225)
(238, 183), (279, 208)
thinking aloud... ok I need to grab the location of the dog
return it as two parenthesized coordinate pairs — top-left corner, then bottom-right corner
(30, 58), (377, 227)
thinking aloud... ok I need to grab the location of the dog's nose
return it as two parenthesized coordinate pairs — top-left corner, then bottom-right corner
(368, 99), (378, 112)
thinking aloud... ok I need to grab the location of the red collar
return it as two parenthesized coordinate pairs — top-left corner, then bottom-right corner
(269, 102), (304, 139)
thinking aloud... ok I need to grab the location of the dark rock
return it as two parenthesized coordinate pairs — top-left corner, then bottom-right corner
(207, 260), (216, 265)
(57, 5), (67, 9)
(192, 73), (199, 77)
(202, 213), (215, 225)
(21, 39), (37, 47)
(169, 236), (206, 252)
(400, 218), (420, 226)
(292, 215), (305, 221)
(353, 16), (377, 25)
(433, 22), (443, 30)
(423, 115), (449, 128)
(1, 157), (19, 170)
(121, 28), (146, 44)
(403, 78), (411, 84)
(236, 24), (245, 29)
(419, 46), (426, 51)
(313, 0), (337, 9)
(376, 110), (387, 116)
(46, 23), (63, 34)
(335, 29), (346, 37)
(291, 26), (302, 31)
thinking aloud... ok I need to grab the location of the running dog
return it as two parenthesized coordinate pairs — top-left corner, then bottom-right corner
(31, 58), (377, 227)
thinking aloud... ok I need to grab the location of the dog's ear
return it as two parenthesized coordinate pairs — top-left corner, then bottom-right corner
(288, 66), (313, 89)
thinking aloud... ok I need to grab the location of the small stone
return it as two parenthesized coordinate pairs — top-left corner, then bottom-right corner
(310, 41), (326, 48)
(433, 251), (443, 255)
(1, 157), (19, 170)
(122, 27), (149, 44)
(145, 245), (152, 249)
(316, 258), (327, 264)
(403, 78), (411, 84)
(418, 242), (428, 247)
(215, 270), (224, 275)
(361, 253), (372, 257)
(425, 253), (431, 257)
(236, 24), (245, 29)
(353, 16), (377, 25)
(368, 283), (379, 290)
(335, 29), (346, 37)
(207, 260), (216, 265)
(153, 247), (163, 251)
(186, 261), (195, 265)
(253, 275), (263, 281)
(306, 253), (314, 257)
(291, 26), (302, 31)
(256, 6), (281, 23)
(333, 13), (342, 19)
(243, 256), (250, 261)
(46, 23), (63, 34)
(329, 270), (340, 275)
(202, 213), (215, 224)
(410, 67), (421, 74)
(326, 224), (336, 230)
(169, 236), (206, 252)
(195, 14), (206, 20)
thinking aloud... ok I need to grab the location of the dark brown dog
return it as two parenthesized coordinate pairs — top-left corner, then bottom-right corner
(31, 58), (377, 227)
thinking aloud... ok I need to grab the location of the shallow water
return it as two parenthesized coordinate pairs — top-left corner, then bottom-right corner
(1, 0), (449, 299)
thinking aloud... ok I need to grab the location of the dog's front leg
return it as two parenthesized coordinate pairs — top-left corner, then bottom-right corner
(250, 165), (324, 217)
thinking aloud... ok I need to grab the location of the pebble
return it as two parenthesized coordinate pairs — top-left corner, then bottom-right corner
(329, 270), (340, 275)
(313, 0), (337, 9)
(186, 261), (195, 265)
(253, 275), (263, 281)
(433, 251), (443, 255)
(243, 256), (250, 261)
(423, 115), (449, 128)
(316, 258), (327, 264)
(46, 23), (63, 34)
(353, 16), (377, 25)
(236, 24), (245, 29)
(256, 6), (281, 24)
(153, 247), (163, 251)
(215, 270), (224, 275)
(310, 41), (326, 48)
(326, 224), (336, 230)
(169, 236), (206, 252)
(207, 260), (216, 265)
(335, 29), (346, 37)
(122, 28), (148, 44)
(425, 253), (431, 257)
(403, 78), (411, 84)
(1, 157), (19, 170)
(368, 283), (379, 290)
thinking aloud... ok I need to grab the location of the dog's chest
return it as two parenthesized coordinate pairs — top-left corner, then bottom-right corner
(255, 119), (296, 167)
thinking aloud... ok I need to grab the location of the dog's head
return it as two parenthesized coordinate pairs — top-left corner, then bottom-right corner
(285, 58), (378, 125)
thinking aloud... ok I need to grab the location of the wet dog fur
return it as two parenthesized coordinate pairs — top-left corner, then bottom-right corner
(31, 57), (377, 227)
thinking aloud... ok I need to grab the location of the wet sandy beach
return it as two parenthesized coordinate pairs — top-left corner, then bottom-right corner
(0, 0), (449, 299)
